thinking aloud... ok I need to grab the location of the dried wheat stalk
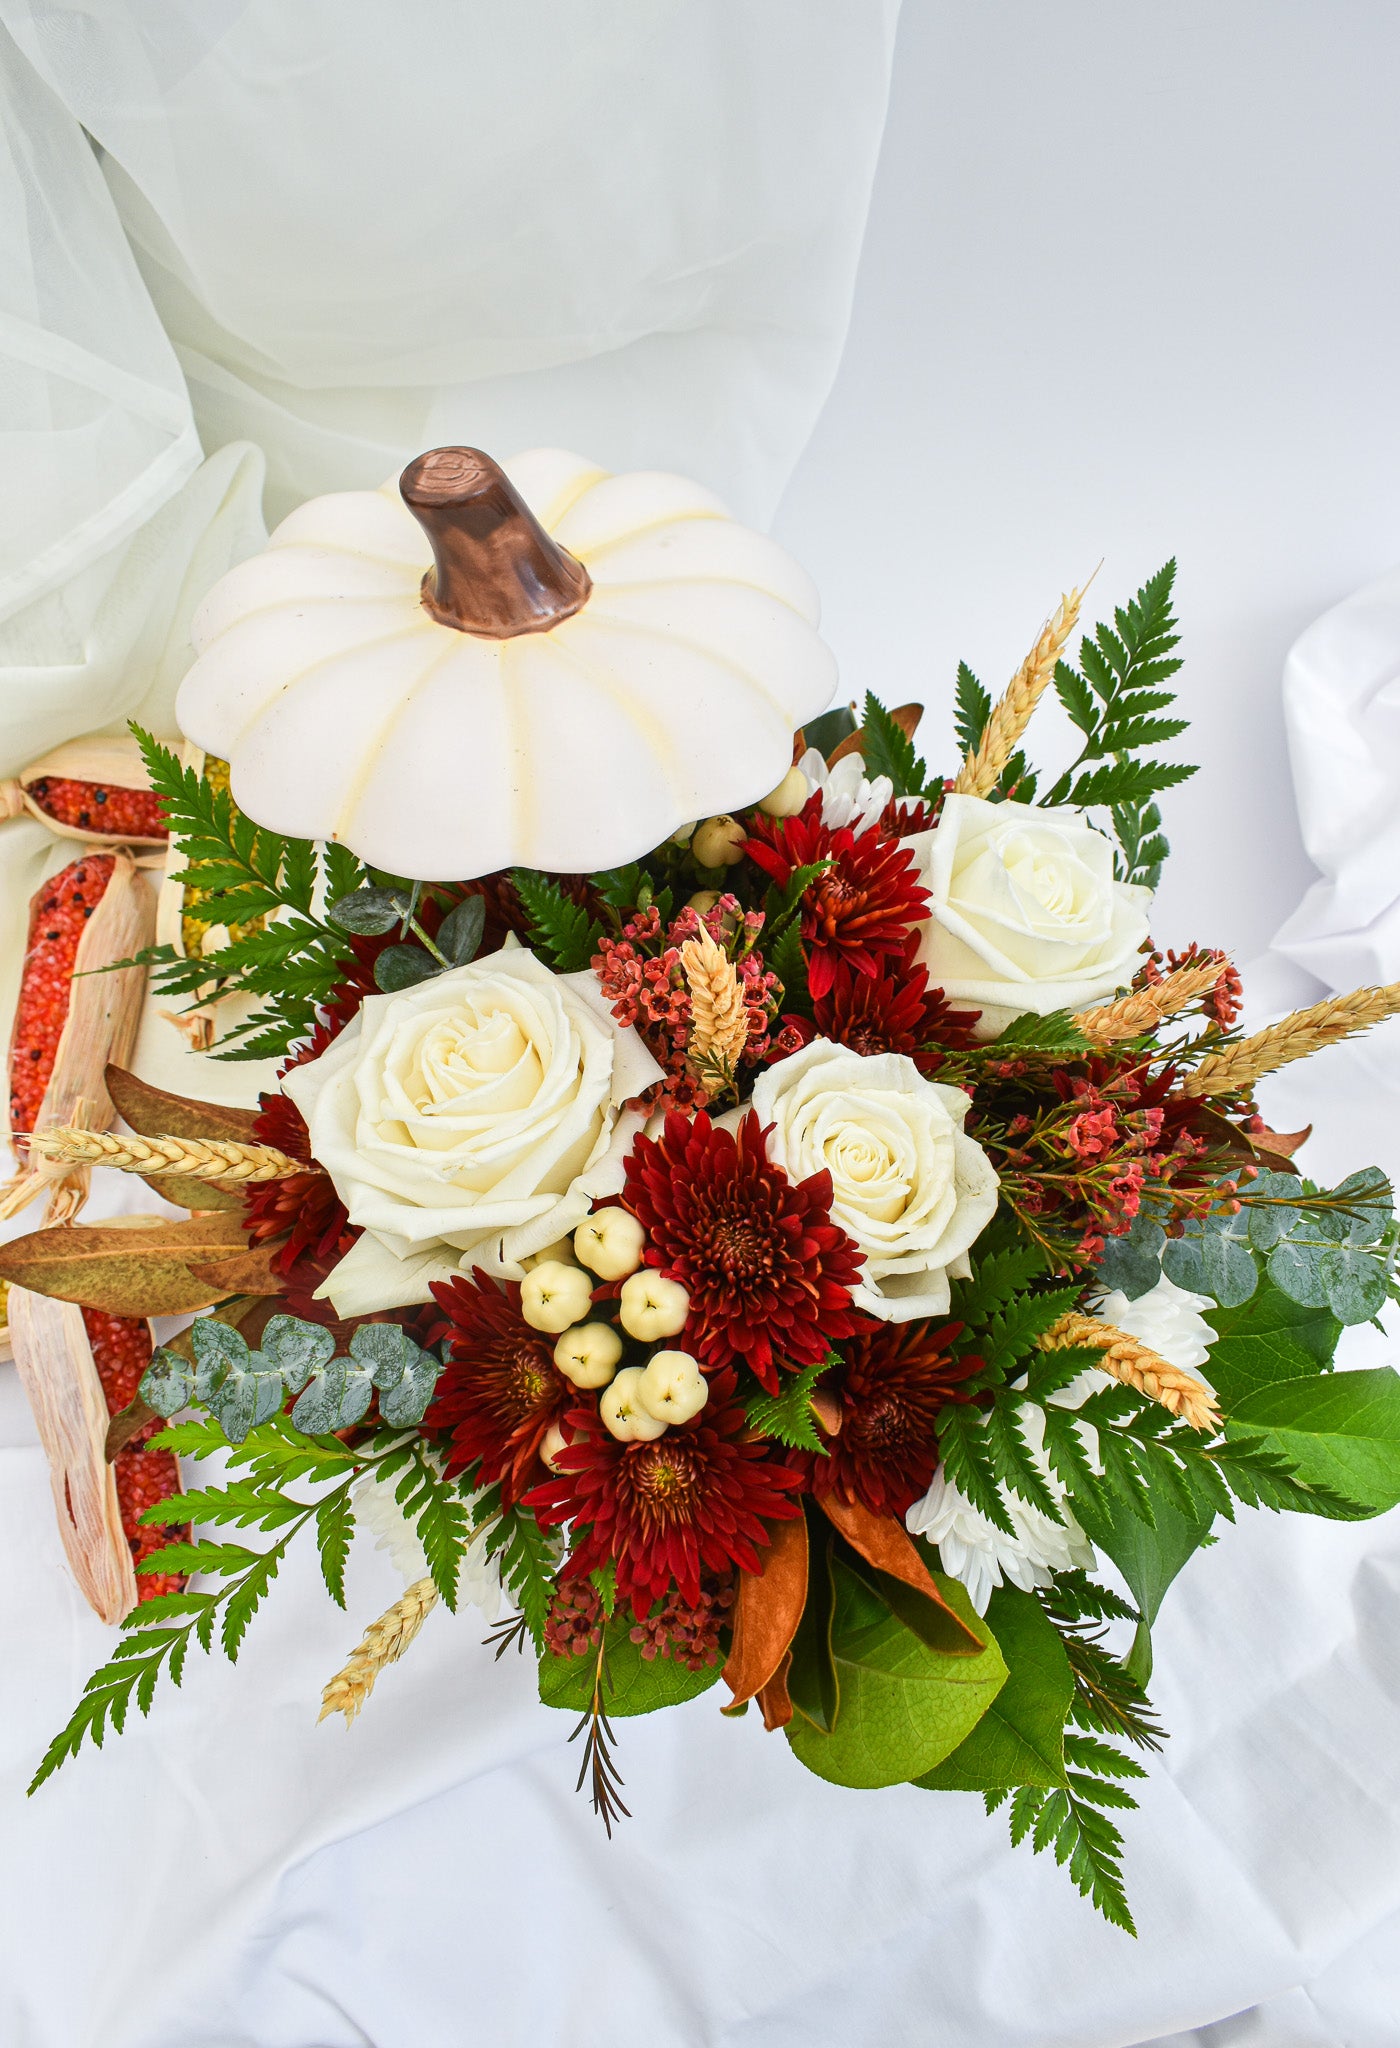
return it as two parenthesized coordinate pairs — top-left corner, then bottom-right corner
(1073, 957), (1231, 1045)
(1039, 1310), (1220, 1432)
(319, 1577), (440, 1726)
(1181, 982), (1400, 1097)
(681, 924), (748, 1091)
(952, 586), (1086, 799)
(23, 1126), (309, 1185)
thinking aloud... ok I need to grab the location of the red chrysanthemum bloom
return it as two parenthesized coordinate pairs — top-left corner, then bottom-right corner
(798, 1319), (984, 1517)
(242, 1090), (352, 1280)
(745, 798), (930, 1001)
(526, 1369), (803, 1617)
(812, 934), (980, 1072)
(424, 1271), (571, 1503)
(622, 1108), (863, 1392)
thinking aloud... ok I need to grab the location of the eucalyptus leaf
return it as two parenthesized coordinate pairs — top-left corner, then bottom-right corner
(206, 1349), (286, 1444)
(374, 944), (439, 992)
(139, 1348), (195, 1418)
(189, 1316), (250, 1399)
(1164, 1212), (1257, 1307)
(436, 894), (486, 967)
(259, 1314), (336, 1394)
(1095, 1214), (1166, 1301)
(1265, 1236), (1332, 1309)
(349, 1322), (441, 1423)
(1332, 1167), (1393, 1244)
(291, 1358), (375, 1434)
(327, 886), (409, 936)
(1243, 1171), (1304, 1252)
(1317, 1244), (1389, 1324)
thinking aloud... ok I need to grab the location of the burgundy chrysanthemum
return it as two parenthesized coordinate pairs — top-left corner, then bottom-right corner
(799, 1319), (985, 1517)
(622, 1108), (863, 1392)
(745, 798), (930, 1001)
(424, 1271), (571, 1502)
(242, 1091), (352, 1280)
(526, 1369), (803, 1617)
(812, 934), (981, 1073)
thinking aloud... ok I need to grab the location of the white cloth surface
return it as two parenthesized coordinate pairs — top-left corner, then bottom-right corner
(1273, 563), (1400, 992)
(3, 4), (1400, 2043)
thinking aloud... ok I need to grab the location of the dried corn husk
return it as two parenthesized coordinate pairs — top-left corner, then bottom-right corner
(7, 1284), (138, 1623)
(0, 736), (168, 848)
(1, 849), (156, 1223)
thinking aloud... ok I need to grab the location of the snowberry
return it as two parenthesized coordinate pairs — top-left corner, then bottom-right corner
(758, 765), (809, 818)
(520, 1259), (594, 1333)
(574, 1207), (647, 1282)
(691, 814), (747, 867)
(637, 1350), (709, 1424)
(619, 1271), (691, 1342)
(600, 1366), (668, 1442)
(553, 1321), (623, 1389)
(540, 1421), (571, 1471)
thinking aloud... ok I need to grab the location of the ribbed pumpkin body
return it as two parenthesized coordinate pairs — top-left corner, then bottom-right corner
(177, 449), (837, 880)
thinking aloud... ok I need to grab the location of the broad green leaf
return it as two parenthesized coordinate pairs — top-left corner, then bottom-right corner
(537, 1613), (721, 1717)
(1205, 1281), (1341, 1405)
(787, 1523), (839, 1731)
(1226, 1368), (1400, 1513)
(1075, 1481), (1215, 1685)
(785, 1562), (1006, 1790)
(917, 1586), (1072, 1791)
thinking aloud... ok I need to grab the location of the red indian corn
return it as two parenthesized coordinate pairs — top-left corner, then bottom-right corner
(24, 777), (167, 841)
(81, 1309), (189, 1603)
(8, 853), (117, 1136)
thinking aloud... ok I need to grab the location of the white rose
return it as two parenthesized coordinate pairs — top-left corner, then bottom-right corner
(283, 947), (662, 1317)
(750, 1039), (999, 1322)
(907, 795), (1152, 1039)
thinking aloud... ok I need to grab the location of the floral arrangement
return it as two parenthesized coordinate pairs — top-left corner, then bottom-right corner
(5, 450), (1400, 1938)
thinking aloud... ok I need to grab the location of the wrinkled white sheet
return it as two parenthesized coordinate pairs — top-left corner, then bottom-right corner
(3, 2), (1400, 2042)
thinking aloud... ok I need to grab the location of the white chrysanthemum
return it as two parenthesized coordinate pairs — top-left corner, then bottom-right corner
(352, 1469), (505, 1620)
(906, 1402), (1095, 1614)
(797, 746), (894, 834)
(1094, 1271), (1217, 1375)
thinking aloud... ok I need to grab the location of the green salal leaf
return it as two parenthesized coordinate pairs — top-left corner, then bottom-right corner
(784, 1560), (1006, 1790)
(917, 1586), (1072, 1792)
(1225, 1368), (1400, 1514)
(537, 1611), (721, 1718)
(1074, 1480), (1215, 1687)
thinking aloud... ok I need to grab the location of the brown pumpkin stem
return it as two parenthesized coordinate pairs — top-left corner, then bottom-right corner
(399, 447), (592, 638)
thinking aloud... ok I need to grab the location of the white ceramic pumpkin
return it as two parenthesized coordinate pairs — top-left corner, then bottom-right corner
(176, 447), (838, 880)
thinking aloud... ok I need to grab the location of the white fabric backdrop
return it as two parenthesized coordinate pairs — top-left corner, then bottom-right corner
(3, 4), (1400, 2044)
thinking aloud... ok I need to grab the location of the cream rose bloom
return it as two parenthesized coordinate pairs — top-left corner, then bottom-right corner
(907, 795), (1152, 1039)
(750, 1039), (999, 1322)
(283, 946), (662, 1317)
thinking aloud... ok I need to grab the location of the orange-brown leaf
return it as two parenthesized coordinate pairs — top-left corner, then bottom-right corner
(723, 1512), (809, 1708)
(0, 1211), (250, 1316)
(818, 1495), (980, 1651)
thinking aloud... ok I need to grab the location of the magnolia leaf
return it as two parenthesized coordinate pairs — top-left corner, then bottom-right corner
(917, 1586), (1072, 1791)
(260, 1315), (335, 1394)
(0, 1212), (250, 1316)
(785, 1561), (1006, 1789)
(437, 894), (486, 966)
(373, 943), (439, 991)
(1226, 1368), (1400, 1513)
(291, 1357), (375, 1434)
(188, 1244), (287, 1297)
(102, 1063), (262, 1144)
(327, 886), (408, 936)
